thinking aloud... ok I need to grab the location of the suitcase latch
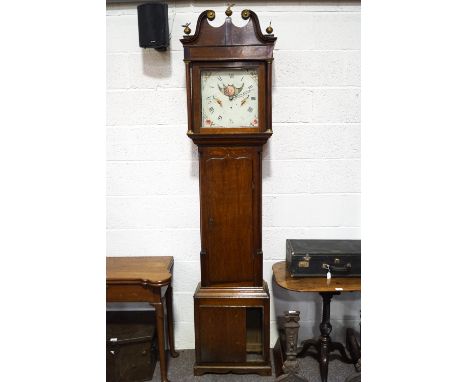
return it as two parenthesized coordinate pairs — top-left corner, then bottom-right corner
(299, 254), (311, 268)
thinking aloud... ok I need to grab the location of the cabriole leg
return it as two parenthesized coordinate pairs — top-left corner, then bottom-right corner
(165, 285), (179, 358)
(153, 301), (169, 382)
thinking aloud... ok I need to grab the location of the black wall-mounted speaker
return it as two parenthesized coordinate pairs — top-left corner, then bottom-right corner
(137, 2), (169, 51)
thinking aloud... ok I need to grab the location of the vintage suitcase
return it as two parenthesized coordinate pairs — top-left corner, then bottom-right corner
(106, 310), (157, 382)
(286, 239), (361, 277)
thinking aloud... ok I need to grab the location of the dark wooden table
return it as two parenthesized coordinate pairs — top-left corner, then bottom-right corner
(106, 256), (179, 382)
(272, 261), (360, 382)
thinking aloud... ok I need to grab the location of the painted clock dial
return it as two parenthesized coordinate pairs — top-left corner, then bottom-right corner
(201, 69), (258, 128)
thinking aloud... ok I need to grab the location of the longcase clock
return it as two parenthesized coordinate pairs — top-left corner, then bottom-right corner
(181, 7), (276, 376)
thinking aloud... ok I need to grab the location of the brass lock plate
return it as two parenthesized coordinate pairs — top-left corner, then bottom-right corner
(298, 254), (311, 268)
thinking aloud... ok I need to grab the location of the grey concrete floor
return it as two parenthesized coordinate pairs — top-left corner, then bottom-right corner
(151, 349), (357, 382)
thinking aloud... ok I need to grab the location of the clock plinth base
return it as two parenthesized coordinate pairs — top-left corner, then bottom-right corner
(194, 363), (272, 376)
(193, 281), (272, 376)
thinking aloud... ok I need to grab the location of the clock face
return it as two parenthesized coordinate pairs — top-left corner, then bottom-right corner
(201, 69), (259, 128)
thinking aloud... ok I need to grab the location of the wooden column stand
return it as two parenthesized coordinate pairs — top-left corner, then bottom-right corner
(275, 311), (307, 382)
(180, 7), (276, 376)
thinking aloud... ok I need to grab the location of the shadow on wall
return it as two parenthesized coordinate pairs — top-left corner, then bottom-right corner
(139, 49), (199, 167)
(262, 141), (272, 179)
(141, 49), (173, 79)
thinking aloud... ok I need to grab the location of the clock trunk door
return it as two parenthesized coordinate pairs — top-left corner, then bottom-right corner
(200, 147), (261, 287)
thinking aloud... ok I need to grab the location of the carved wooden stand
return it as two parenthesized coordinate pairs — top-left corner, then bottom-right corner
(297, 292), (354, 382)
(274, 311), (307, 382)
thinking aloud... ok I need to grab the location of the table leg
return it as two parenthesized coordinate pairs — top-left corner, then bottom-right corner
(154, 301), (170, 382)
(317, 292), (338, 382)
(297, 291), (355, 382)
(297, 339), (319, 359)
(165, 284), (179, 358)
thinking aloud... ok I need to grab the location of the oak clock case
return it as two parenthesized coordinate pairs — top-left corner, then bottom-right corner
(181, 8), (276, 376)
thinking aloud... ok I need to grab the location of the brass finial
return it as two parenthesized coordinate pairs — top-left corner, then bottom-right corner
(182, 22), (191, 35)
(225, 3), (234, 17)
(266, 21), (273, 35)
(207, 10), (216, 21)
(241, 9), (250, 20)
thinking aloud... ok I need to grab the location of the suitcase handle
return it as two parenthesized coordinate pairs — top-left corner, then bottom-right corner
(323, 263), (352, 273)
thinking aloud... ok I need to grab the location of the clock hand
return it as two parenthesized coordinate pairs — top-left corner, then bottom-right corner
(240, 96), (249, 106)
(231, 88), (252, 101)
(234, 83), (244, 96)
(214, 97), (223, 107)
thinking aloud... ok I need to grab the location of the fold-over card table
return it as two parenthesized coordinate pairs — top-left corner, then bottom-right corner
(106, 256), (179, 382)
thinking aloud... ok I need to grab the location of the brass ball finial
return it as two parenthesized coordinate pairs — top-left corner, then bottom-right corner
(225, 3), (234, 17)
(207, 10), (216, 21)
(266, 21), (273, 35)
(182, 22), (191, 35)
(241, 9), (250, 20)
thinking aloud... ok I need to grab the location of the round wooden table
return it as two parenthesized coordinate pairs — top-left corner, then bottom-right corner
(272, 261), (360, 382)
(273, 261), (360, 293)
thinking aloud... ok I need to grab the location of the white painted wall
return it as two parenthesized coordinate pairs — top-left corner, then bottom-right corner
(107, 1), (361, 349)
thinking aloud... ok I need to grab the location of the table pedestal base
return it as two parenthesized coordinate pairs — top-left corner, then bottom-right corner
(296, 292), (354, 382)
